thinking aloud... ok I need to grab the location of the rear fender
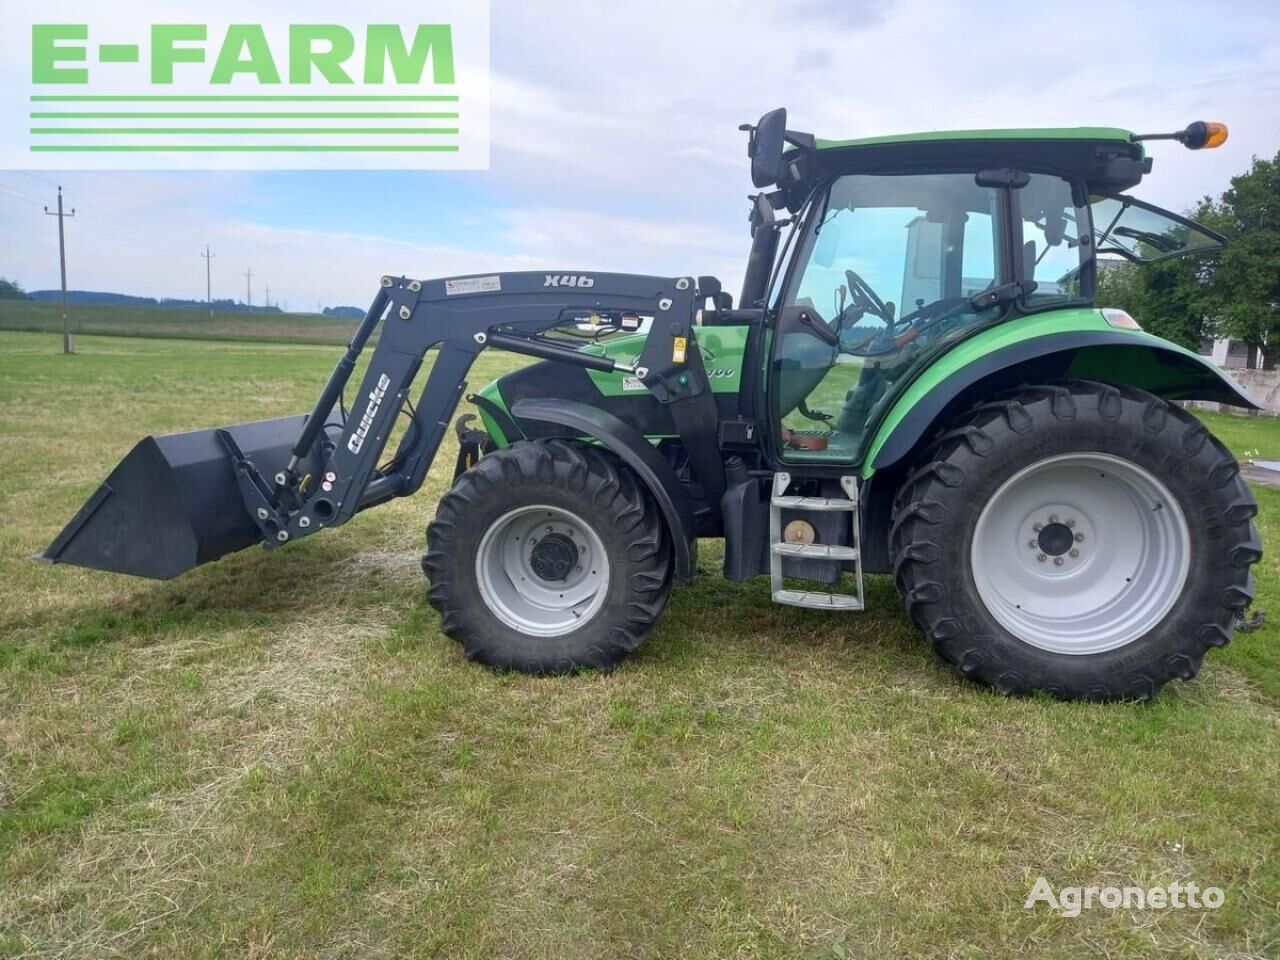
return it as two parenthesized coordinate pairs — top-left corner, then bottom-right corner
(507, 398), (696, 582)
(865, 311), (1259, 476)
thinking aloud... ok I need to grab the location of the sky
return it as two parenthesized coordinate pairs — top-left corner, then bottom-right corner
(2, 0), (1278, 309)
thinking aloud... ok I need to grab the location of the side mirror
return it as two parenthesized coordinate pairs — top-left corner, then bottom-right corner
(748, 191), (776, 238)
(748, 108), (787, 188)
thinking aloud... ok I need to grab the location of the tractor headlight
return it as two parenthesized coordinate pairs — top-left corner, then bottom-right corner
(1101, 308), (1141, 330)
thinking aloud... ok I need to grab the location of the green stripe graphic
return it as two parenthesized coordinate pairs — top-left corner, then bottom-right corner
(30, 144), (462, 152)
(31, 112), (459, 119)
(30, 95), (459, 102)
(26, 94), (468, 158)
(31, 127), (460, 135)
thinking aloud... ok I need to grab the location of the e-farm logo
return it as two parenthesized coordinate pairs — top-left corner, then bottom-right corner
(1, 1), (490, 170)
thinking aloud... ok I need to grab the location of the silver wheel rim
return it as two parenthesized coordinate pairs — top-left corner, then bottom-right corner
(475, 504), (611, 637)
(970, 452), (1190, 655)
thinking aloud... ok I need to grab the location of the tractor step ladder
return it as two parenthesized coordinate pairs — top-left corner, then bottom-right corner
(769, 472), (864, 611)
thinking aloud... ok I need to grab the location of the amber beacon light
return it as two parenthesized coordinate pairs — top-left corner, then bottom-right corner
(1134, 121), (1229, 150)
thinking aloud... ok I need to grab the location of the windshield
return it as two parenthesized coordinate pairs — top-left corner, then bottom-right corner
(772, 172), (1006, 462)
(1091, 195), (1225, 263)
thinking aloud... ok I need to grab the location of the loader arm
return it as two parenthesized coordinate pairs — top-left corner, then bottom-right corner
(43, 271), (714, 579)
(227, 271), (709, 557)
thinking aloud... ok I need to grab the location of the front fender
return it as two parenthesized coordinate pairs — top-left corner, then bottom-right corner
(508, 398), (696, 583)
(864, 308), (1259, 475)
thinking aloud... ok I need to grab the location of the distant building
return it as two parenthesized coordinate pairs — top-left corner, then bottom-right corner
(1200, 337), (1265, 370)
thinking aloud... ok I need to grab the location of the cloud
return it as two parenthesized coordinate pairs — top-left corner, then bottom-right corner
(3, 0), (1279, 306)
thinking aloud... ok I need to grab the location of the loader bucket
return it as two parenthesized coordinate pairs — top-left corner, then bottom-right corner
(40, 412), (340, 579)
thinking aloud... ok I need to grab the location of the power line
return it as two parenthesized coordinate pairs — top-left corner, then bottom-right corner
(1, 177), (177, 262)
(12, 175), (192, 261)
(17, 170), (59, 191)
(201, 245), (215, 319)
(43, 186), (77, 355)
(0, 181), (48, 206)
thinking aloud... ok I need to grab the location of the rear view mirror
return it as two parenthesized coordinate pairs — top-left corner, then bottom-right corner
(813, 221), (841, 268)
(749, 108), (787, 188)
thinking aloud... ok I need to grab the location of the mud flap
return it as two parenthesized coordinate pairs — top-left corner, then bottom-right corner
(40, 412), (340, 579)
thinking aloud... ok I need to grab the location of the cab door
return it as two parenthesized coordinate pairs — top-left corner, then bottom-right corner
(768, 171), (1007, 464)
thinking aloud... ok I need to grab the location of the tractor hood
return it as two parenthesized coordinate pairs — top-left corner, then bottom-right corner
(471, 326), (750, 447)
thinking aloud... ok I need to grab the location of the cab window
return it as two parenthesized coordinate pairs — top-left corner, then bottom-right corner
(1019, 174), (1091, 307)
(773, 172), (1005, 462)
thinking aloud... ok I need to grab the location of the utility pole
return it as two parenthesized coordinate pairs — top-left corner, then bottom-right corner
(44, 186), (76, 354)
(201, 245), (215, 319)
(264, 284), (270, 309)
(245, 268), (253, 309)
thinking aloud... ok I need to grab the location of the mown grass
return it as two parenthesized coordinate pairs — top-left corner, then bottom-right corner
(0, 299), (358, 346)
(1194, 408), (1280, 460)
(0, 330), (1277, 959)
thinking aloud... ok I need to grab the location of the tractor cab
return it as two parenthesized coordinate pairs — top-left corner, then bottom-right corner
(746, 112), (1229, 466)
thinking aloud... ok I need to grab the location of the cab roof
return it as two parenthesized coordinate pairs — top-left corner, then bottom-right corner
(801, 126), (1151, 195)
(814, 126), (1140, 151)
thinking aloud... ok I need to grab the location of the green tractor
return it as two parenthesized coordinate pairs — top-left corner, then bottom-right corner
(44, 111), (1260, 700)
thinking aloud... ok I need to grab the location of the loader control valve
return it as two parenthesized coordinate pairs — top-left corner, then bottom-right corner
(529, 533), (578, 582)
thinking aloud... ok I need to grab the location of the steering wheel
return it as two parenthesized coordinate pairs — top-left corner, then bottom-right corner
(844, 268), (891, 323)
(842, 295), (973, 357)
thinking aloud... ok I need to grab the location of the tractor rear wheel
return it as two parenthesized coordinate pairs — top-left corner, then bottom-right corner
(423, 439), (672, 673)
(890, 381), (1261, 700)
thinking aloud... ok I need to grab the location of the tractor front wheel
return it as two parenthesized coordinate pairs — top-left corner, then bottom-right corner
(423, 439), (672, 673)
(890, 381), (1261, 700)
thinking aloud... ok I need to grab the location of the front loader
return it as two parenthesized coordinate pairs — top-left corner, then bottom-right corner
(43, 111), (1262, 700)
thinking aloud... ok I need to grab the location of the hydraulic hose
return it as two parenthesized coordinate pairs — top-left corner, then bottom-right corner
(288, 287), (389, 470)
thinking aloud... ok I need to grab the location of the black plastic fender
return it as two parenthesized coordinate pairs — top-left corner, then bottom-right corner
(508, 398), (697, 583)
(870, 331), (1260, 471)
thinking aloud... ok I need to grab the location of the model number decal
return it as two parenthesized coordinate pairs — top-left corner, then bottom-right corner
(347, 373), (392, 454)
(543, 274), (595, 288)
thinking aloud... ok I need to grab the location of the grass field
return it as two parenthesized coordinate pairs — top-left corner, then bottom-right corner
(1, 330), (1278, 959)
(0, 299), (358, 346)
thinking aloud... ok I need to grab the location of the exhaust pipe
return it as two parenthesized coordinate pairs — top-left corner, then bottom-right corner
(40, 412), (341, 580)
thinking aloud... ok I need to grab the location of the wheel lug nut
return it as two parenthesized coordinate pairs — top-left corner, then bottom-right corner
(1049, 514), (1059, 524)
(1070, 549), (1079, 558)
(1066, 518), (1076, 528)
(1033, 523), (1043, 532)
(1037, 553), (1047, 562)
(1027, 539), (1038, 549)
(1074, 532), (1084, 542)
(1053, 556), (1064, 566)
